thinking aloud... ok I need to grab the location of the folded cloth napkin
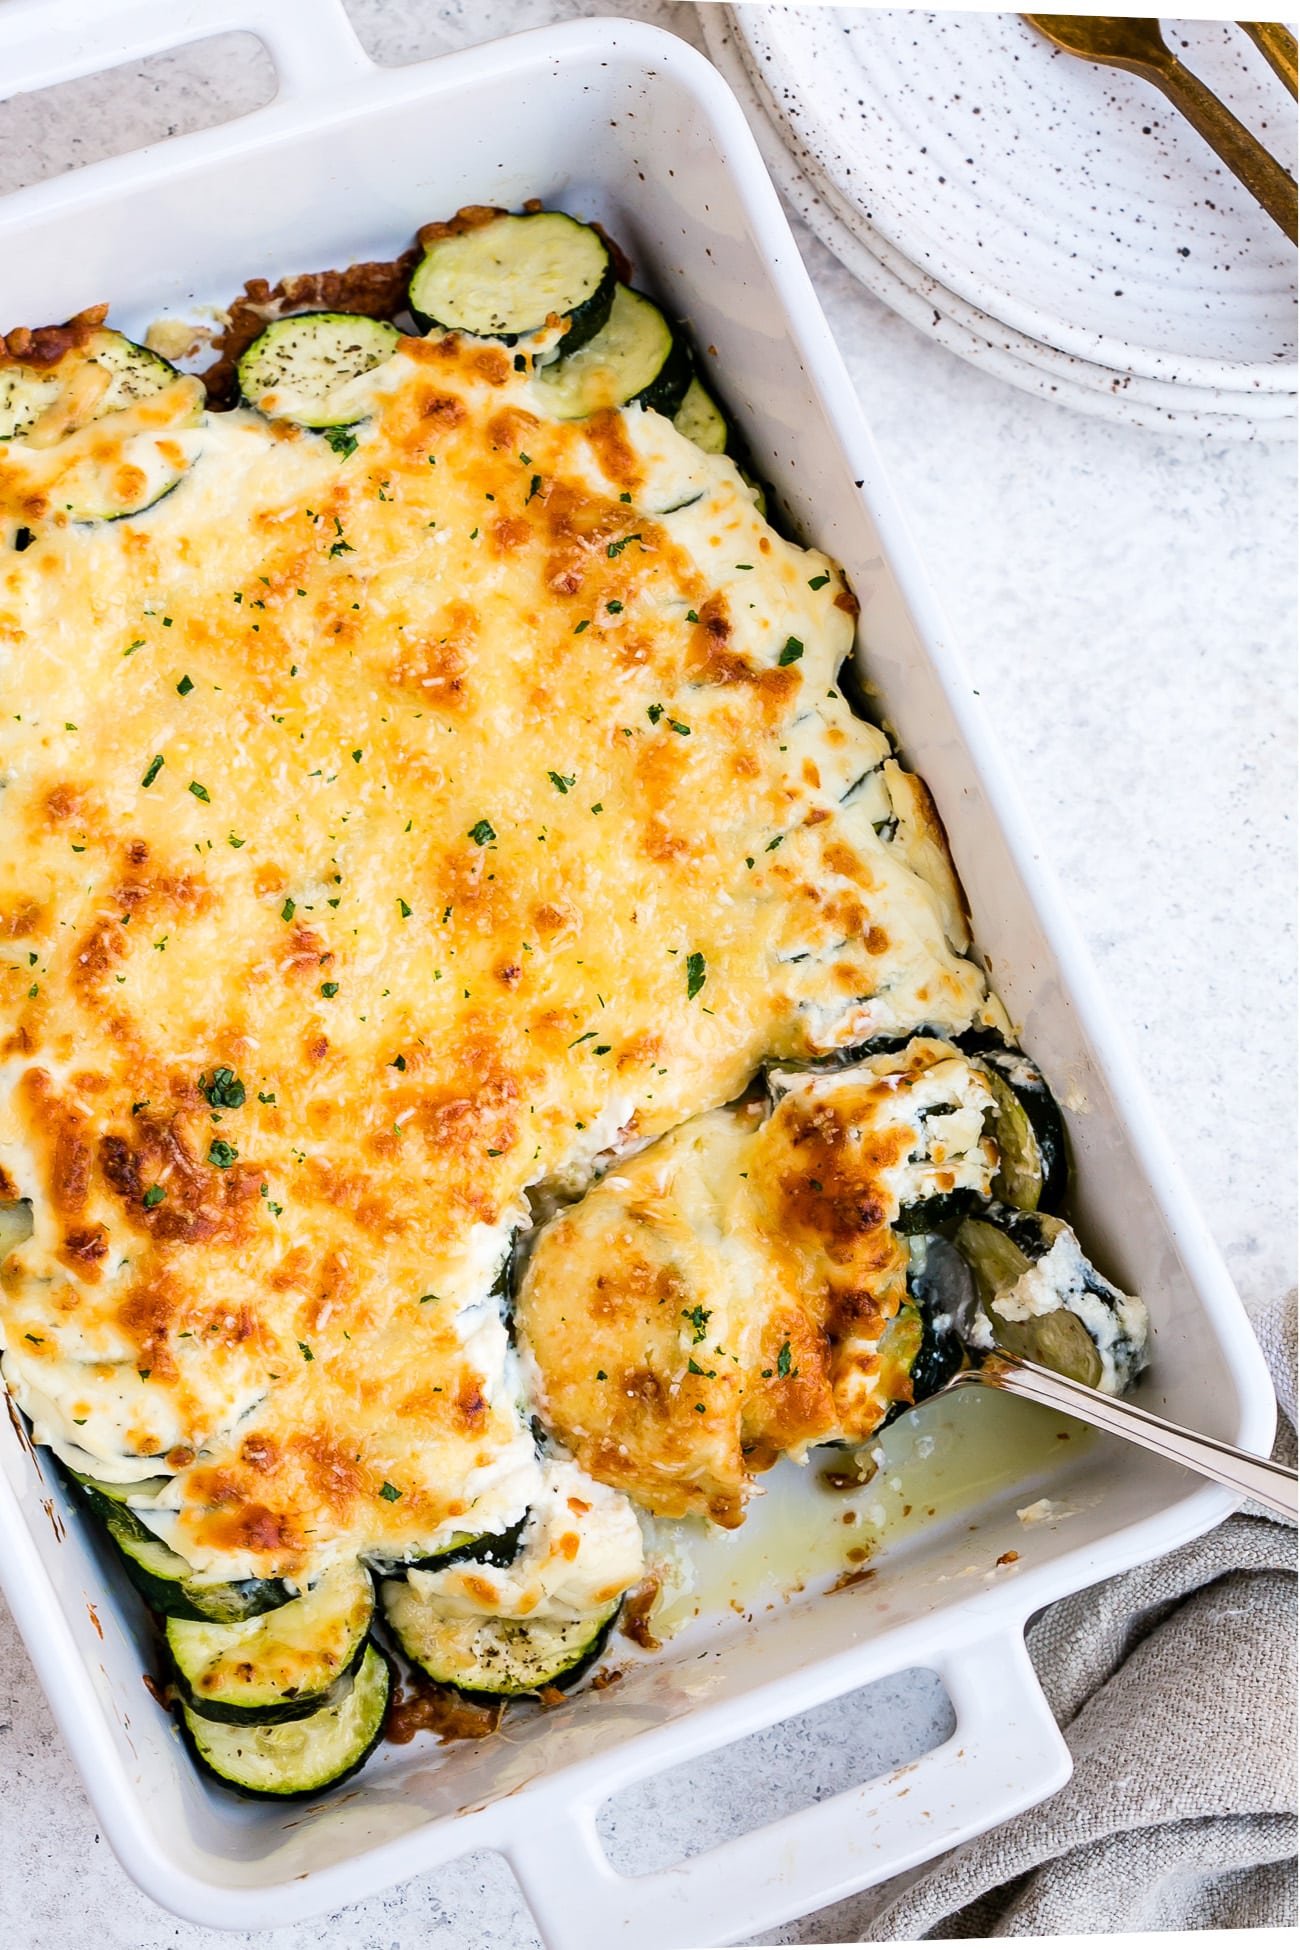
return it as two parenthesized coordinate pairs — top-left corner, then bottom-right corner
(861, 1290), (1298, 1938)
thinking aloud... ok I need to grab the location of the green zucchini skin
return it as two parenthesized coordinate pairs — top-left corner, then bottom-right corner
(166, 1559), (375, 1724)
(378, 1515), (528, 1578)
(534, 286), (691, 421)
(893, 1189), (983, 1236)
(381, 1582), (620, 1703)
(237, 312), (401, 429)
(178, 1641), (393, 1800)
(409, 210), (615, 352)
(76, 1483), (290, 1623)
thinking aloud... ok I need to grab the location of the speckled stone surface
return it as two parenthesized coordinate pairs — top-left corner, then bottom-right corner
(0, 4), (1294, 1945)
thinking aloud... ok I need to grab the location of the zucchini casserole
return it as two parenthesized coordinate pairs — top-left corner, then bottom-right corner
(0, 208), (1147, 1797)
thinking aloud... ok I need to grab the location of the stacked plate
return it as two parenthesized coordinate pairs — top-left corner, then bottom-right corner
(698, 6), (1297, 436)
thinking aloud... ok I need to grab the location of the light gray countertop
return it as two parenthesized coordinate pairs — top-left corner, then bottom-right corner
(1, 4), (1294, 1946)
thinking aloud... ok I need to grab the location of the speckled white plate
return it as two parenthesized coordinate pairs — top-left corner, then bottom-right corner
(708, 5), (1297, 421)
(700, 6), (1294, 435)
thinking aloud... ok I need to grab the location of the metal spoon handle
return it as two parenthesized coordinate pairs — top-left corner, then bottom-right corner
(1148, 51), (1298, 240)
(1240, 20), (1299, 98)
(955, 1354), (1298, 1519)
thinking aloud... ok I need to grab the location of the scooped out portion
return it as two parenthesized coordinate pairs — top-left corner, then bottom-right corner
(515, 1035), (1148, 1527)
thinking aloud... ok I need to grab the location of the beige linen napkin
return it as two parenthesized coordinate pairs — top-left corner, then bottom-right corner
(860, 1291), (1297, 1937)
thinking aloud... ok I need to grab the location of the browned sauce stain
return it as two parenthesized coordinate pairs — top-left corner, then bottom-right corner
(618, 1575), (662, 1652)
(85, 1602), (103, 1639)
(384, 1674), (503, 1746)
(829, 1564), (878, 1594)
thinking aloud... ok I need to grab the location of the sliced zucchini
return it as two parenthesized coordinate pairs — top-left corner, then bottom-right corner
(179, 1640), (391, 1799)
(534, 286), (691, 421)
(68, 1468), (170, 1504)
(167, 1558), (374, 1724)
(372, 1516), (527, 1579)
(237, 312), (401, 430)
(672, 376), (729, 455)
(971, 1046), (1068, 1213)
(956, 1202), (1148, 1394)
(0, 329), (178, 442)
(902, 1235), (970, 1402)
(409, 211), (615, 353)
(78, 1484), (290, 1623)
(382, 1582), (618, 1701)
(893, 1188), (982, 1236)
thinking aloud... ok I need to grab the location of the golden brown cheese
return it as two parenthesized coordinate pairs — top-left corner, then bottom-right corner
(0, 329), (991, 1580)
(515, 1041), (997, 1525)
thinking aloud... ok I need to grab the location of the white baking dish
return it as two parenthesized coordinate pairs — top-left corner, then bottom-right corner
(0, 3), (1277, 1942)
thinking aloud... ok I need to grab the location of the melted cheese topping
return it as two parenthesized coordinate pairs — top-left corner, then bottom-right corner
(515, 1039), (996, 1524)
(0, 330), (990, 1585)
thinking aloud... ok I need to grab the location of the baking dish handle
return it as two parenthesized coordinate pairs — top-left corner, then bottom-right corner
(506, 1629), (1070, 1950)
(0, 0), (371, 106)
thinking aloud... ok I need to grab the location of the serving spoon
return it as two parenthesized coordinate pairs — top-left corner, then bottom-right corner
(1023, 15), (1298, 242)
(921, 1245), (1297, 1519)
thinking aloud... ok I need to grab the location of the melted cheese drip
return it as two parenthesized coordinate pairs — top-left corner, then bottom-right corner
(0, 332), (989, 1584)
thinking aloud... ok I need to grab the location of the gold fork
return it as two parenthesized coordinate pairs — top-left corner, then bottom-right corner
(1240, 20), (1298, 99)
(1023, 16), (1297, 242)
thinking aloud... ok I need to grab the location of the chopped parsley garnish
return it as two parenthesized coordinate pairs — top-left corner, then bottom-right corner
(606, 599), (623, 614)
(188, 781), (210, 802)
(776, 1339), (797, 1379)
(352, 749), (363, 763)
(298, 1341), (315, 1363)
(685, 951), (707, 999)
(606, 533), (642, 557)
(228, 832), (246, 848)
(467, 818), (496, 845)
(398, 898), (412, 918)
(687, 1358), (716, 1377)
(320, 981), (339, 998)
(281, 897), (296, 922)
(647, 703), (664, 725)
(777, 636), (804, 666)
(378, 1480), (402, 1502)
(258, 1091), (276, 1104)
(323, 425), (358, 458)
(685, 609), (699, 623)
(140, 754), (164, 789)
(808, 573), (831, 590)
(123, 638), (145, 658)
(390, 1054), (407, 1070)
(142, 1185), (165, 1209)
(668, 718), (690, 736)
(329, 538), (354, 557)
(176, 674), (194, 696)
(682, 1303), (711, 1344)
(207, 1138), (238, 1169)
(765, 834), (783, 851)
(526, 473), (542, 503)
(573, 619), (590, 634)
(548, 771), (574, 794)
(202, 1067), (246, 1109)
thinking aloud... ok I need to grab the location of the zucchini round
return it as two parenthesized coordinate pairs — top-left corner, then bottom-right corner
(409, 211), (615, 353)
(0, 329), (178, 442)
(166, 1558), (374, 1724)
(179, 1640), (391, 1800)
(534, 285), (691, 421)
(972, 1046), (1068, 1213)
(237, 312), (401, 429)
(672, 376), (729, 456)
(381, 1581), (618, 1701)
(79, 1484), (290, 1622)
(956, 1202), (1148, 1393)
(902, 1235), (970, 1401)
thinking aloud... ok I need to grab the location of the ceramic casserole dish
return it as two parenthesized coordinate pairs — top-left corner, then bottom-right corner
(0, 3), (1276, 1943)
